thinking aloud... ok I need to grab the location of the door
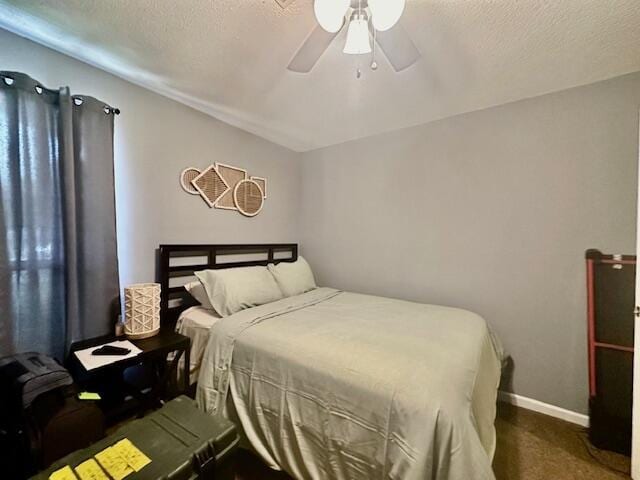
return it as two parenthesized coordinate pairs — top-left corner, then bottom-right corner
(632, 112), (640, 479)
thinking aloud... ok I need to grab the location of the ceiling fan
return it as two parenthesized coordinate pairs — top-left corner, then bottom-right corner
(283, 0), (421, 74)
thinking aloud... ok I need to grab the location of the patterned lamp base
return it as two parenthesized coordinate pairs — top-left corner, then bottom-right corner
(124, 283), (161, 339)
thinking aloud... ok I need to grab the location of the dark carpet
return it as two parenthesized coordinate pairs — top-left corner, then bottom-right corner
(235, 402), (631, 479)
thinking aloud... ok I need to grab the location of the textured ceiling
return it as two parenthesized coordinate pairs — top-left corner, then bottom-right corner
(0, 0), (639, 152)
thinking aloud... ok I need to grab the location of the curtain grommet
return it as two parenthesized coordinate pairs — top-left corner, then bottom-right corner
(35, 85), (43, 94)
(73, 96), (84, 106)
(2, 76), (14, 86)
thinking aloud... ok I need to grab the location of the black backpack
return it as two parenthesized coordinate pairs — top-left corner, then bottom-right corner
(0, 352), (73, 410)
(0, 352), (104, 478)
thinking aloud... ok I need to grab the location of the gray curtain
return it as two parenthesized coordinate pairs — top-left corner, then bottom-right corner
(0, 71), (119, 361)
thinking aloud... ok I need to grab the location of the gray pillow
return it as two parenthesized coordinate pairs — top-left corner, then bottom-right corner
(195, 265), (284, 317)
(184, 280), (216, 311)
(268, 256), (317, 297)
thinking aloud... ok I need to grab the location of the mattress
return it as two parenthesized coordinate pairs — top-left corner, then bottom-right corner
(197, 288), (502, 480)
(175, 306), (221, 384)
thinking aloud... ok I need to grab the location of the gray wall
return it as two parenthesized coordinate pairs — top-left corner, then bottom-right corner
(0, 28), (301, 288)
(299, 72), (640, 414)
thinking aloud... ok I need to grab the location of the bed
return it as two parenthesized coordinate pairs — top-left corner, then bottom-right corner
(175, 306), (221, 383)
(158, 244), (502, 480)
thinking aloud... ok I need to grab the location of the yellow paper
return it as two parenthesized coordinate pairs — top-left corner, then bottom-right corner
(74, 459), (109, 480)
(95, 446), (134, 480)
(78, 392), (101, 401)
(49, 465), (77, 480)
(113, 438), (151, 472)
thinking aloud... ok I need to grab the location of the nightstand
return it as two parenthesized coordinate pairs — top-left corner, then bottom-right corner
(67, 330), (190, 422)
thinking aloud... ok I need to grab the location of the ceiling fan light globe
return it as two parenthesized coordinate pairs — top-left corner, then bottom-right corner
(368, 0), (405, 31)
(343, 16), (371, 55)
(314, 0), (350, 33)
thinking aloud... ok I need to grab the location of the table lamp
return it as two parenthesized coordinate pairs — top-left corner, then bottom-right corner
(124, 283), (161, 339)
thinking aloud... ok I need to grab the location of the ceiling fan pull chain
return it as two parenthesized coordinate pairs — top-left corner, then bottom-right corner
(371, 26), (378, 70)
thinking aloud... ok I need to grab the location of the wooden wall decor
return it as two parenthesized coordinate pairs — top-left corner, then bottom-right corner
(215, 163), (247, 211)
(250, 176), (267, 199)
(234, 179), (264, 217)
(191, 165), (230, 208)
(180, 163), (267, 216)
(180, 167), (201, 194)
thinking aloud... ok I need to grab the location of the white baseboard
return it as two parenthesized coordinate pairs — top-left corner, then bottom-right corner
(498, 391), (589, 428)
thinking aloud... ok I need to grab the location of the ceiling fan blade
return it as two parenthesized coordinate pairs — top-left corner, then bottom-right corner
(288, 24), (340, 73)
(375, 24), (421, 72)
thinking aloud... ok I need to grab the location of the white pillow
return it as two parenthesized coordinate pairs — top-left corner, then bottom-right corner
(268, 256), (317, 297)
(184, 281), (216, 311)
(195, 265), (284, 317)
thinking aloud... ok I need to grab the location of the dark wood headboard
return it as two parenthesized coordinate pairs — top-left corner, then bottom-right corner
(156, 243), (298, 328)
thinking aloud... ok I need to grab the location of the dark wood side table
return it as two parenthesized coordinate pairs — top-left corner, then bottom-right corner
(67, 330), (190, 422)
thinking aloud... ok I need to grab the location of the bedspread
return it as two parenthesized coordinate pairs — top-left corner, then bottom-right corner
(197, 288), (502, 480)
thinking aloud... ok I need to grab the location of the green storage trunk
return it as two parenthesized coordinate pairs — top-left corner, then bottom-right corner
(31, 396), (239, 480)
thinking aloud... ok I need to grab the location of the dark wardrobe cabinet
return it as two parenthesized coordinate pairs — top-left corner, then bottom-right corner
(586, 249), (635, 455)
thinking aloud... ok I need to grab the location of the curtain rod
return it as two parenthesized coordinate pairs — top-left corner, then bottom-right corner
(1, 72), (120, 115)
(72, 95), (120, 115)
